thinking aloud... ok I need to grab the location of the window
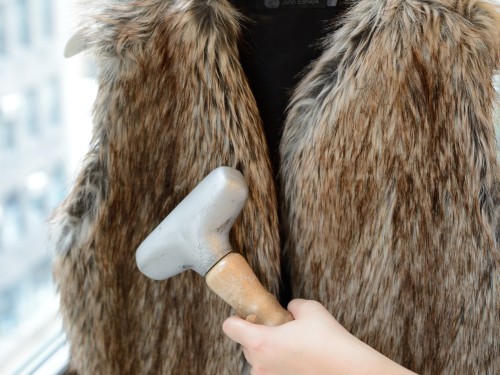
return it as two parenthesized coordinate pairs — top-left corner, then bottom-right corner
(25, 88), (39, 135)
(0, 119), (16, 149)
(16, 0), (31, 47)
(49, 165), (68, 207)
(0, 94), (21, 150)
(0, 208), (3, 251)
(0, 285), (18, 333)
(2, 194), (25, 246)
(42, 0), (54, 37)
(41, 77), (61, 126)
(0, 6), (6, 56)
(26, 171), (50, 224)
(0, 3), (95, 373)
(49, 78), (61, 125)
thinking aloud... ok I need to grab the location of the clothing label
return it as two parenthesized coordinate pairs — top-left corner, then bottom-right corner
(255, 0), (338, 10)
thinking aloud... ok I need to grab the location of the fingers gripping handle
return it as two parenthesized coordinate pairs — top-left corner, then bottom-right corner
(205, 253), (293, 326)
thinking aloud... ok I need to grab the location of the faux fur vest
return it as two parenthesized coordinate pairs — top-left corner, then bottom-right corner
(52, 0), (500, 373)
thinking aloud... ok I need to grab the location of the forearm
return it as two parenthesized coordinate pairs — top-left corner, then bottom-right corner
(348, 338), (417, 375)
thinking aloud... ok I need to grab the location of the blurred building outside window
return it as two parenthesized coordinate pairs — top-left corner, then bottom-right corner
(15, 0), (31, 47)
(0, 5), (6, 56)
(25, 88), (39, 136)
(42, 0), (54, 38)
(2, 193), (25, 246)
(0, 94), (20, 150)
(0, 0), (96, 373)
(46, 77), (62, 126)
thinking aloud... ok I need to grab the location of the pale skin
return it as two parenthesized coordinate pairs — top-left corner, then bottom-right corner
(223, 299), (418, 375)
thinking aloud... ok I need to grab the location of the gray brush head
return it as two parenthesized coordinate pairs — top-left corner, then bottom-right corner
(135, 167), (248, 280)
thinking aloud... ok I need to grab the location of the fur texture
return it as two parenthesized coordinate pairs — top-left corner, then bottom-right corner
(52, 0), (500, 373)
(283, 0), (500, 372)
(53, 1), (280, 373)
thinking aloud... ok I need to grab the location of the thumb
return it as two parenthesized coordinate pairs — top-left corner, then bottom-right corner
(287, 299), (329, 320)
(223, 315), (264, 346)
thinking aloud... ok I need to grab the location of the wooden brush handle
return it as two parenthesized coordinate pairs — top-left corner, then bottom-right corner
(205, 252), (293, 326)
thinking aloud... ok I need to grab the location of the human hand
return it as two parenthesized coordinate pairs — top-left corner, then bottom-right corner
(223, 299), (416, 375)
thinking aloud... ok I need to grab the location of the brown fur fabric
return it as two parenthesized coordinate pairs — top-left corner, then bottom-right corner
(53, 1), (280, 373)
(283, 0), (500, 373)
(52, 0), (500, 374)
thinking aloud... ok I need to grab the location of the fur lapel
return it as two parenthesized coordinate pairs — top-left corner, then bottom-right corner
(283, 0), (500, 372)
(52, 0), (500, 373)
(54, 1), (280, 373)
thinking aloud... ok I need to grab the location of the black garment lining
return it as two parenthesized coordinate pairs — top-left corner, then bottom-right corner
(229, 0), (349, 304)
